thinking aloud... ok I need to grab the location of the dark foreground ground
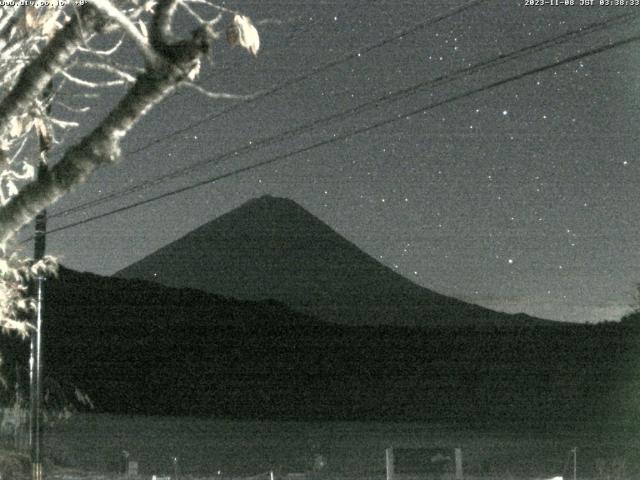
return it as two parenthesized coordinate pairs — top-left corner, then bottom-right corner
(29, 414), (640, 480)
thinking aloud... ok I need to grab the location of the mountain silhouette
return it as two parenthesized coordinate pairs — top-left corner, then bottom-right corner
(1, 266), (632, 425)
(116, 195), (553, 328)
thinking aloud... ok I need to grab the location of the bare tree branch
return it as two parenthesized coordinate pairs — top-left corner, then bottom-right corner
(181, 81), (255, 100)
(0, 7), (24, 51)
(150, 0), (180, 49)
(79, 61), (139, 82)
(77, 34), (125, 55)
(88, 0), (162, 66)
(0, 5), (105, 142)
(0, 0), (211, 246)
(60, 69), (127, 88)
(0, 0), (260, 333)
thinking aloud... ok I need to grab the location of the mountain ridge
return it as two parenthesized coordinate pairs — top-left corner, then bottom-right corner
(116, 195), (556, 328)
(0, 265), (632, 425)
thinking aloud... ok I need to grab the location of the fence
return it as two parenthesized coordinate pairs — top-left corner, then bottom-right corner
(385, 447), (463, 480)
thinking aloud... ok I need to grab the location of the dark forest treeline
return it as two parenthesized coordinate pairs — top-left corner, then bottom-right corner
(1, 267), (639, 432)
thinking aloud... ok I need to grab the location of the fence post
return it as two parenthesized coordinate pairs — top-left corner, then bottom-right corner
(385, 447), (394, 480)
(455, 448), (463, 480)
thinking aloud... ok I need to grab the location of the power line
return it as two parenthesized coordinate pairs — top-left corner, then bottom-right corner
(124, 0), (488, 157)
(33, 30), (640, 241)
(49, 11), (638, 219)
(48, 0), (490, 220)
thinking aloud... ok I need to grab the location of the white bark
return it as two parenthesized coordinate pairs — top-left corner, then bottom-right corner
(0, 6), (104, 143)
(88, 0), (163, 67)
(0, 0), (256, 332)
(0, 0), (212, 246)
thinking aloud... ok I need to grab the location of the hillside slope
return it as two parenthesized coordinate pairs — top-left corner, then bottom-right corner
(116, 195), (553, 328)
(0, 267), (635, 427)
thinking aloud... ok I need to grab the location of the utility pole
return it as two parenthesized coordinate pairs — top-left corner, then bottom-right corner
(30, 88), (51, 480)
(29, 179), (46, 480)
(572, 447), (577, 480)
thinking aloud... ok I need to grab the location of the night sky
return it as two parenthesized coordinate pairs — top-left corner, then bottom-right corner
(29, 0), (640, 323)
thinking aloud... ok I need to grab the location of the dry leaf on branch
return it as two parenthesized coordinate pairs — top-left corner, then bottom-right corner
(226, 14), (260, 56)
